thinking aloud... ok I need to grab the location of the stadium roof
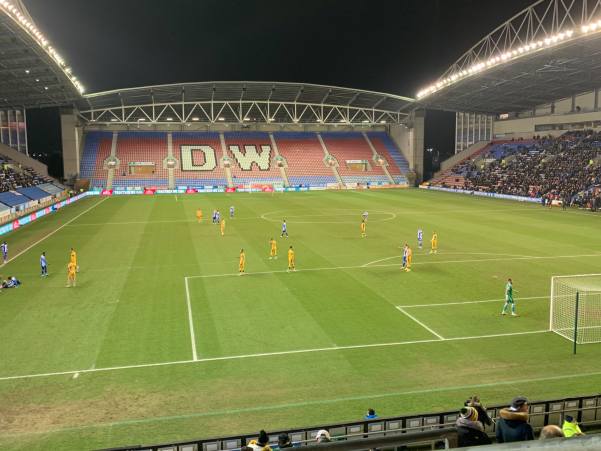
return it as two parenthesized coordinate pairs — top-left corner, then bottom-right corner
(76, 81), (415, 125)
(0, 0), (84, 109)
(415, 0), (601, 114)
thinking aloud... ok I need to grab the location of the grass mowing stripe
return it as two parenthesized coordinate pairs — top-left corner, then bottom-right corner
(395, 306), (444, 339)
(0, 330), (549, 382)
(3, 362), (600, 438)
(3, 197), (109, 266)
(185, 252), (601, 279)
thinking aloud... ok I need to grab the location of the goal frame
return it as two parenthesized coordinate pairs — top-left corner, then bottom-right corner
(550, 273), (601, 353)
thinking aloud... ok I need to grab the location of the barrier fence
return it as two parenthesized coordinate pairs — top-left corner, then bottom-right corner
(98, 393), (601, 451)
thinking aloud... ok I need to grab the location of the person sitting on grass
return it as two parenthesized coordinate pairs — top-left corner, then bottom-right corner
(2, 276), (20, 288)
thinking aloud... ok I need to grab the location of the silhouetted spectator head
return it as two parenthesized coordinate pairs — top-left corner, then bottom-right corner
(539, 425), (564, 440)
(278, 433), (292, 448)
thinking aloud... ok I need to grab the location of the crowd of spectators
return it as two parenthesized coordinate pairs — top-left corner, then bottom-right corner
(437, 131), (601, 209)
(0, 159), (50, 193)
(247, 395), (587, 449)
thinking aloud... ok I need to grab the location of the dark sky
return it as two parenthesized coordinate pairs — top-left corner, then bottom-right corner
(22, 0), (534, 178)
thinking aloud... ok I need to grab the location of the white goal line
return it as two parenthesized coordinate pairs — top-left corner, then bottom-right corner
(0, 329), (549, 383)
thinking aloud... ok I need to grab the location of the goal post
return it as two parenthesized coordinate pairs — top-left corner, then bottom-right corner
(550, 274), (601, 353)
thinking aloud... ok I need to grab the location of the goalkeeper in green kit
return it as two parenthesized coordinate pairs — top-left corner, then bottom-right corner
(501, 278), (518, 316)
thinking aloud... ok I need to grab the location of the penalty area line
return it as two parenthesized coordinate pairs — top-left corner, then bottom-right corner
(395, 306), (445, 339)
(399, 295), (549, 308)
(184, 277), (198, 361)
(0, 330), (549, 382)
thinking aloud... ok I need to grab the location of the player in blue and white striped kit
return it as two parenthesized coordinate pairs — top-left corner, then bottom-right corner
(230, 206), (235, 218)
(1, 241), (7, 264)
(417, 228), (423, 249)
(281, 219), (288, 237)
(40, 252), (48, 277)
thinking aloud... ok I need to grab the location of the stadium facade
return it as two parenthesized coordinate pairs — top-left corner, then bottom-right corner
(2, 0), (601, 188)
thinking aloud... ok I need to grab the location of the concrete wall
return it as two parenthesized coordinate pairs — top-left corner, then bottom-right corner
(388, 123), (412, 165)
(61, 108), (80, 179)
(389, 110), (424, 182)
(438, 140), (489, 175)
(494, 110), (601, 138)
(0, 141), (48, 176)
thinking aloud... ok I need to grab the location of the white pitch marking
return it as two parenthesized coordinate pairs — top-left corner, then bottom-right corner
(0, 330), (549, 382)
(184, 277), (198, 361)
(186, 252), (601, 279)
(362, 252), (536, 267)
(6, 363), (601, 437)
(395, 306), (445, 340)
(399, 295), (548, 308)
(4, 197), (109, 266)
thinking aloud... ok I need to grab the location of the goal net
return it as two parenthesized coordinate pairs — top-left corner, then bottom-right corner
(550, 274), (601, 344)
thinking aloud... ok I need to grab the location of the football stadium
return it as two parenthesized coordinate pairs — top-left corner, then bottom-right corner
(1, 0), (601, 450)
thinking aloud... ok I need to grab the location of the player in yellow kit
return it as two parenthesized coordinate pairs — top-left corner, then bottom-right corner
(239, 249), (246, 275)
(196, 208), (203, 223)
(66, 261), (77, 287)
(220, 218), (225, 236)
(287, 245), (295, 272)
(360, 219), (366, 238)
(269, 238), (278, 259)
(430, 232), (438, 254)
(70, 247), (79, 272)
(405, 245), (413, 272)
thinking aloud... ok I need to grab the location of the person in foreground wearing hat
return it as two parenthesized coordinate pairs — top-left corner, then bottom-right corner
(248, 430), (272, 451)
(496, 396), (534, 443)
(464, 395), (493, 427)
(455, 405), (492, 447)
(562, 415), (585, 437)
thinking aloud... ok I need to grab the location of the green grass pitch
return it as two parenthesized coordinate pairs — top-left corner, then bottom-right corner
(0, 189), (601, 450)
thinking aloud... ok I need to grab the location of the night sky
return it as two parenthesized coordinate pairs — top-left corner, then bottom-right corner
(22, 0), (534, 178)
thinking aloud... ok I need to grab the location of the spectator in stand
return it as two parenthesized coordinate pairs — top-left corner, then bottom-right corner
(455, 405), (492, 447)
(315, 429), (331, 443)
(464, 395), (493, 427)
(277, 433), (293, 449)
(364, 408), (378, 420)
(539, 425), (564, 440)
(495, 396), (534, 443)
(433, 131), (601, 208)
(248, 430), (271, 451)
(562, 415), (585, 437)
